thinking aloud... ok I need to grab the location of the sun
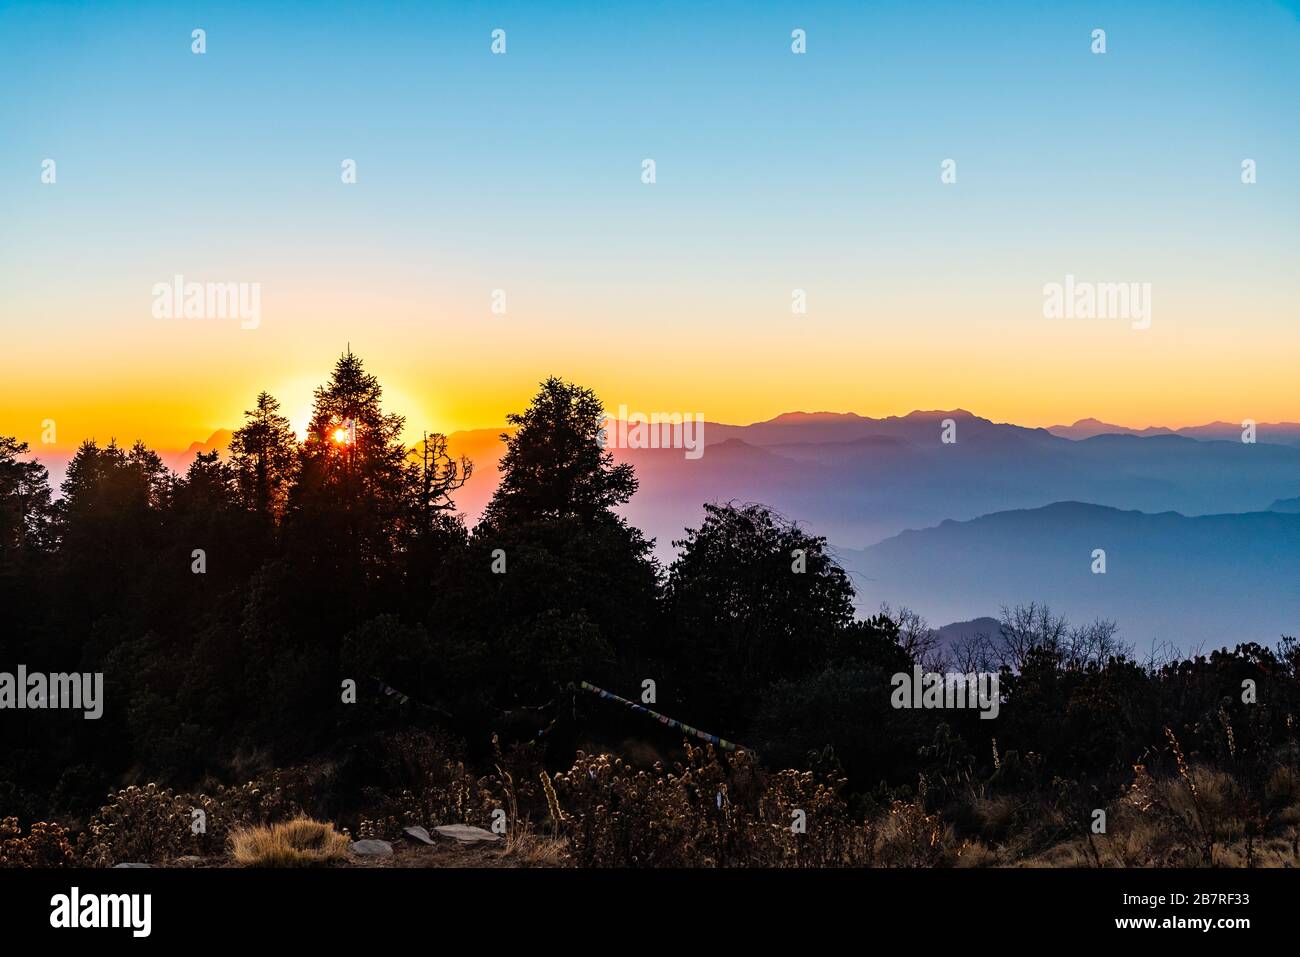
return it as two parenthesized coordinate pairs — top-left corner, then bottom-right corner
(332, 427), (351, 445)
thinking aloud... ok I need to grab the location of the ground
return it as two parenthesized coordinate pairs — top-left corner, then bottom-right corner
(166, 835), (537, 868)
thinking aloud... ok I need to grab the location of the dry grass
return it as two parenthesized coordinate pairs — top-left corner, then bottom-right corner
(952, 838), (1000, 868)
(507, 830), (569, 867)
(1265, 766), (1300, 807)
(972, 794), (1019, 840)
(229, 817), (350, 867)
(1010, 759), (1300, 869)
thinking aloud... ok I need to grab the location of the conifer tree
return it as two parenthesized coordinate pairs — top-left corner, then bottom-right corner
(229, 391), (297, 522)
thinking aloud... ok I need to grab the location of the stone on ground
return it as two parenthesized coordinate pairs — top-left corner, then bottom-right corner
(402, 825), (436, 845)
(349, 839), (394, 856)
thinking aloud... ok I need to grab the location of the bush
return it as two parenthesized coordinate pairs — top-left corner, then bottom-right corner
(77, 784), (201, 866)
(76, 771), (325, 866)
(550, 743), (955, 867)
(355, 730), (493, 840)
(0, 818), (76, 867)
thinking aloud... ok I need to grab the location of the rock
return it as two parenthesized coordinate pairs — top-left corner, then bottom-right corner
(113, 863), (152, 868)
(402, 825), (435, 845)
(349, 839), (393, 857)
(174, 855), (204, 864)
(434, 824), (502, 845)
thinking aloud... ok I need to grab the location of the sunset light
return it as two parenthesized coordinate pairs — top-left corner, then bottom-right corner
(2, 0), (1296, 927)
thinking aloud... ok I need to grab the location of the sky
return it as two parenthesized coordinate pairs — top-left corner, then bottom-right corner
(2, 0), (1298, 452)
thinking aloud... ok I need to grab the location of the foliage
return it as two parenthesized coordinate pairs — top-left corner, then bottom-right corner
(0, 817), (76, 867)
(481, 376), (636, 528)
(2, 358), (1299, 869)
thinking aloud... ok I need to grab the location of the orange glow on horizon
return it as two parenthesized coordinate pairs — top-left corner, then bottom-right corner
(3, 296), (1298, 456)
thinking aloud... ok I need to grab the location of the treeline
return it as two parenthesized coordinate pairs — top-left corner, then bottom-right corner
(1, 352), (1298, 832)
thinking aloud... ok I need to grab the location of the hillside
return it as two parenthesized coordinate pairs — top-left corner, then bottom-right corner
(838, 503), (1300, 648)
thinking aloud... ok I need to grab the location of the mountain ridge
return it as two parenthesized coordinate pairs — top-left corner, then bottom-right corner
(838, 502), (1300, 647)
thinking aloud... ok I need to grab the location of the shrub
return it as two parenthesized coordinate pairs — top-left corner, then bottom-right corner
(554, 743), (889, 867)
(76, 784), (200, 866)
(0, 818), (76, 868)
(355, 730), (493, 840)
(75, 770), (324, 866)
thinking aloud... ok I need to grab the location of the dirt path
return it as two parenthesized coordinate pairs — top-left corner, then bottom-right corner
(163, 836), (539, 868)
(343, 838), (518, 868)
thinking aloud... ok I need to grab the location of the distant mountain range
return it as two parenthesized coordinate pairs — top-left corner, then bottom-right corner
(931, 617), (1003, 656)
(608, 411), (1300, 553)
(164, 429), (233, 473)
(25, 409), (1299, 650)
(434, 412), (1300, 648)
(1047, 417), (1300, 445)
(837, 502), (1300, 649)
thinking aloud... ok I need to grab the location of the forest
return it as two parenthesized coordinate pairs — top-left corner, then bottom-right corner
(1, 352), (1299, 867)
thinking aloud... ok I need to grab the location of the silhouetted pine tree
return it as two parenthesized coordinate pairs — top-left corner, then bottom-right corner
(287, 350), (414, 593)
(229, 391), (298, 524)
(429, 378), (657, 729)
(480, 376), (636, 528)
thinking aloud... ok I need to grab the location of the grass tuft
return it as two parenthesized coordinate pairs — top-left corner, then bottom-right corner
(229, 817), (350, 867)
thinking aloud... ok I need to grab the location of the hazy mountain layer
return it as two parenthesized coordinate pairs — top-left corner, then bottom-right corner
(838, 503), (1300, 649)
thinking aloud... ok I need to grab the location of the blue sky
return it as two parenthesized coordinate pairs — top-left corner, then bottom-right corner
(1, 0), (1297, 444)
